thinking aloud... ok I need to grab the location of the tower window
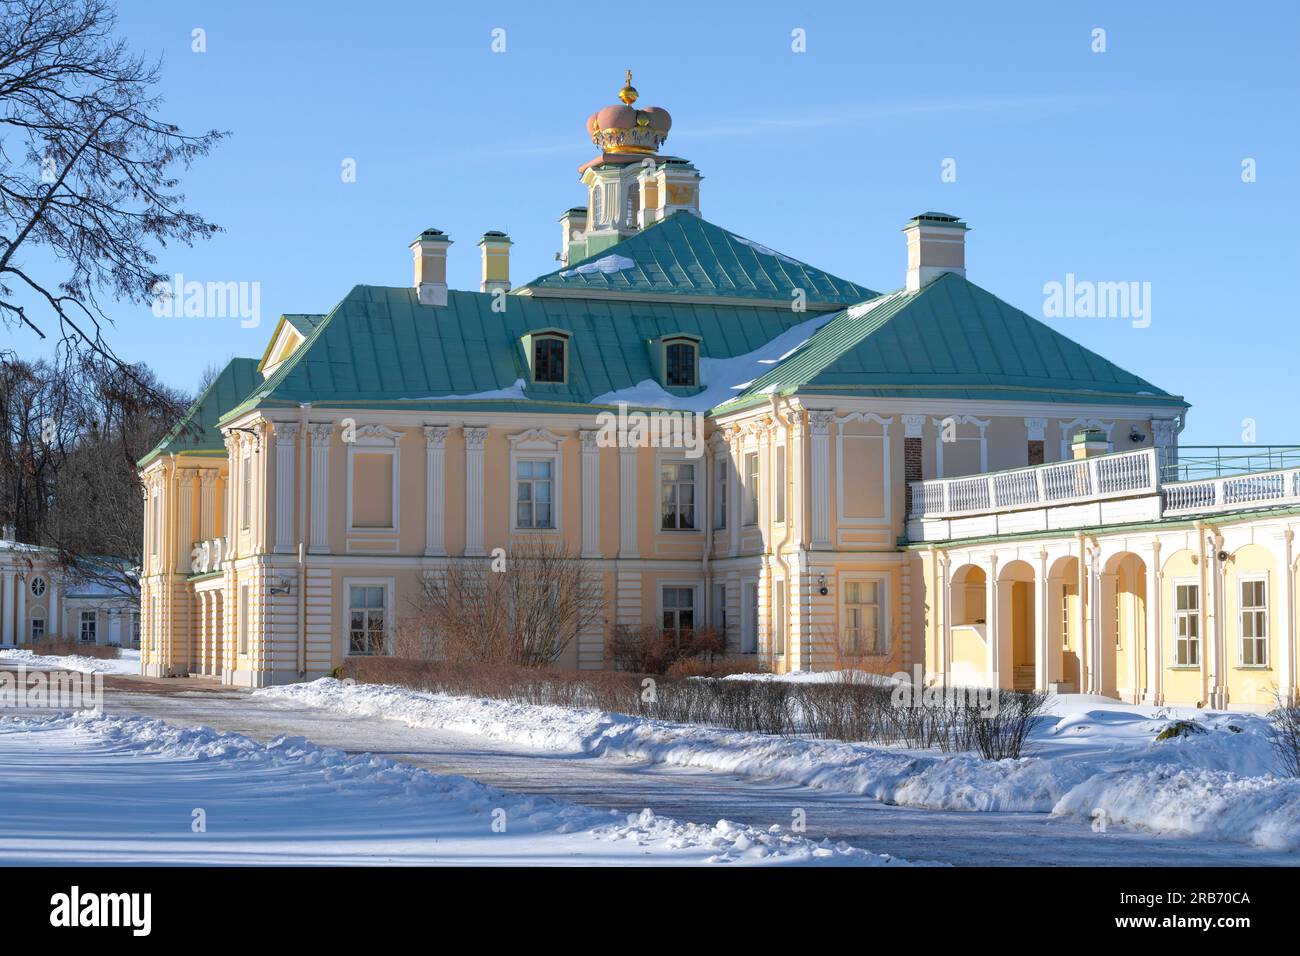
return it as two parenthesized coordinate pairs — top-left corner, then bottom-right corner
(665, 341), (697, 387)
(533, 336), (566, 384)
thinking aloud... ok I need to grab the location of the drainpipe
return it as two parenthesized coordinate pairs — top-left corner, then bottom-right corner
(769, 396), (797, 668)
(297, 403), (310, 678)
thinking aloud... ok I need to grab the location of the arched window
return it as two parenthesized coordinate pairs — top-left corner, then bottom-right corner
(665, 340), (697, 387)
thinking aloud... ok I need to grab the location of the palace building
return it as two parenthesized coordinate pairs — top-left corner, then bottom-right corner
(138, 75), (1298, 710)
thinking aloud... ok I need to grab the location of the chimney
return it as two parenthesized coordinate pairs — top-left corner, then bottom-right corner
(410, 228), (452, 306)
(558, 208), (587, 266)
(903, 212), (968, 291)
(1072, 429), (1112, 460)
(478, 231), (512, 293)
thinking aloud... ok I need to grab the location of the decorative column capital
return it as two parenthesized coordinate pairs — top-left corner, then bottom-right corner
(464, 425), (488, 450)
(809, 409), (836, 436)
(199, 468), (218, 487)
(579, 429), (601, 452)
(1024, 418), (1048, 441)
(309, 423), (333, 447)
(903, 414), (926, 438)
(424, 425), (448, 449)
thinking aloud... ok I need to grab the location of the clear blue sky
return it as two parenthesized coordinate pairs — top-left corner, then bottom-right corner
(14, 0), (1299, 444)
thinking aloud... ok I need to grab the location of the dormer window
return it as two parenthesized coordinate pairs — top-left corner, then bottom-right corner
(534, 336), (566, 383)
(523, 329), (570, 385)
(663, 337), (699, 388)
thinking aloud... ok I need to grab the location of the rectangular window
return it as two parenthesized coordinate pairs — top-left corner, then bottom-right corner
(516, 459), (554, 529)
(773, 581), (786, 656)
(773, 447), (786, 523)
(1061, 586), (1071, 649)
(533, 336), (566, 383)
(131, 613), (141, 646)
(662, 587), (695, 641)
(742, 582), (759, 653)
(712, 584), (727, 632)
(714, 460), (728, 530)
(744, 452), (759, 525)
(238, 583), (250, 655)
(1240, 577), (1268, 666)
(348, 585), (387, 656)
(1175, 583), (1200, 666)
(240, 454), (252, 530)
(665, 341), (696, 387)
(660, 462), (696, 530)
(79, 611), (96, 644)
(31, 618), (45, 642)
(844, 579), (885, 656)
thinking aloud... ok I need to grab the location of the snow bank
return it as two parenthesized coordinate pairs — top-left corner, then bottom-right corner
(0, 647), (138, 676)
(1054, 768), (1300, 851)
(3, 711), (919, 866)
(256, 678), (1297, 847)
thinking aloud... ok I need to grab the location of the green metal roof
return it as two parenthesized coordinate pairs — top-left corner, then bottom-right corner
(282, 313), (326, 334)
(139, 357), (261, 466)
(718, 272), (1186, 412)
(220, 285), (829, 419)
(521, 212), (877, 307)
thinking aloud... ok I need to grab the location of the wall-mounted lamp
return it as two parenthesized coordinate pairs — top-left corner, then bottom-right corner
(268, 575), (293, 596)
(817, 572), (828, 596)
(1129, 427), (1146, 443)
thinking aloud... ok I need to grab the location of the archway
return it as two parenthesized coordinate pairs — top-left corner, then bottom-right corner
(1047, 555), (1081, 692)
(998, 560), (1036, 691)
(1102, 552), (1147, 701)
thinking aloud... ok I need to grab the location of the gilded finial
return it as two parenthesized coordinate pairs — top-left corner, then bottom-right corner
(618, 69), (638, 106)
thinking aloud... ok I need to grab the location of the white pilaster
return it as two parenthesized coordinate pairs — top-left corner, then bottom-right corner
(809, 410), (833, 550)
(48, 575), (59, 638)
(1, 571), (13, 645)
(580, 430), (601, 558)
(308, 424), (332, 554)
(15, 570), (26, 644)
(1276, 530), (1295, 705)
(985, 554), (999, 688)
(424, 426), (448, 557)
(464, 426), (488, 557)
(1143, 543), (1162, 705)
(1035, 549), (1050, 691)
(273, 423), (299, 553)
(175, 470), (195, 573)
(618, 445), (638, 558)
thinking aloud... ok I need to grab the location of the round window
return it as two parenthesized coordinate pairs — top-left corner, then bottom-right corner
(30, 577), (46, 597)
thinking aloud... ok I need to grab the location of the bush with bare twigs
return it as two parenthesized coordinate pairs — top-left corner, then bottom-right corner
(609, 624), (727, 675)
(1270, 696), (1300, 778)
(16, 639), (119, 660)
(400, 539), (605, 667)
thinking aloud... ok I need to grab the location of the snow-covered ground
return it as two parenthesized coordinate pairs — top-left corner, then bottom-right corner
(0, 711), (921, 866)
(256, 680), (1300, 852)
(0, 647), (139, 676)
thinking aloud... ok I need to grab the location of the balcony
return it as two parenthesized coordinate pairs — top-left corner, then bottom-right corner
(908, 446), (1300, 543)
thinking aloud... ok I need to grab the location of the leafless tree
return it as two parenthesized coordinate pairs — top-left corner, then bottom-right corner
(0, 352), (188, 597)
(406, 539), (606, 668)
(0, 0), (224, 377)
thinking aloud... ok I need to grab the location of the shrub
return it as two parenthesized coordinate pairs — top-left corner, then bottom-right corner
(1155, 719), (1207, 742)
(1269, 698), (1300, 778)
(967, 690), (1050, 760)
(17, 639), (119, 660)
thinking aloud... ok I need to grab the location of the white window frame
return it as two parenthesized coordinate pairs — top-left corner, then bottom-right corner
(841, 573), (888, 657)
(508, 429), (565, 534)
(743, 451), (759, 526)
(30, 616), (45, 642)
(240, 449), (252, 531)
(515, 457), (557, 530)
(1173, 578), (1200, 668)
(29, 576), (46, 598)
(238, 583), (250, 655)
(772, 579), (787, 656)
(659, 458), (699, 532)
(346, 425), (402, 534)
(343, 577), (394, 658)
(1238, 573), (1269, 668)
(741, 578), (759, 654)
(658, 582), (700, 642)
(772, 444), (787, 525)
(713, 458), (728, 530)
(79, 610), (97, 644)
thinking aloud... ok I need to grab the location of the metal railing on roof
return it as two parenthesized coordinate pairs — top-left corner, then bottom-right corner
(1162, 445), (1300, 483)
